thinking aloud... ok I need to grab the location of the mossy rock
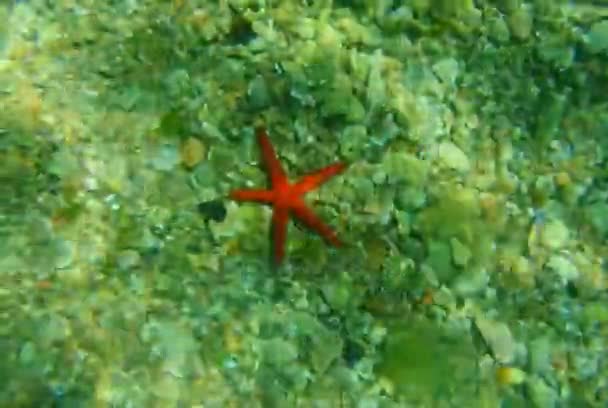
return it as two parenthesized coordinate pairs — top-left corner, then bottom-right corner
(416, 187), (480, 243)
(376, 318), (477, 400)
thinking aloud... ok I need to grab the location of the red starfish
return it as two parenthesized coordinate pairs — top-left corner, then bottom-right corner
(229, 127), (346, 266)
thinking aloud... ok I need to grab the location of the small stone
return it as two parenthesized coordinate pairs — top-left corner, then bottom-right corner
(453, 267), (489, 296)
(450, 237), (471, 267)
(586, 202), (608, 237)
(528, 336), (553, 374)
(331, 366), (358, 391)
(322, 282), (351, 312)
(259, 338), (298, 367)
(382, 151), (429, 186)
(496, 366), (526, 385)
(339, 125), (367, 160)
(394, 186), (426, 210)
(586, 20), (608, 54)
(526, 376), (558, 408)
(321, 91), (366, 123)
(180, 137), (206, 169)
(546, 254), (579, 283)
(367, 50), (387, 110)
(488, 16), (510, 43)
(197, 200), (227, 222)
(511, 255), (535, 288)
(479, 192), (499, 221)
(540, 219), (569, 250)
(200, 121), (224, 141)
(310, 331), (343, 374)
(151, 143), (180, 171)
(153, 376), (181, 401)
(570, 351), (600, 381)
(426, 240), (456, 282)
(432, 58), (459, 87)
(496, 139), (513, 163)
(475, 317), (516, 364)
(116, 249), (141, 271)
(435, 141), (471, 173)
(554, 171), (571, 187)
(247, 75), (272, 109)
(42, 315), (70, 344)
(508, 7), (533, 40)
(371, 169), (388, 185)
(18, 342), (36, 364)
(53, 239), (75, 269)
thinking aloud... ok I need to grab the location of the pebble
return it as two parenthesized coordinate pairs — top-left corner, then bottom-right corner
(546, 254), (579, 283)
(540, 219), (569, 250)
(18, 341), (36, 364)
(586, 20), (608, 54)
(570, 350), (600, 380)
(153, 376), (181, 401)
(508, 7), (533, 40)
(528, 336), (553, 374)
(511, 255), (535, 288)
(435, 141), (471, 173)
(495, 366), (526, 385)
(450, 237), (472, 267)
(432, 58), (459, 87)
(53, 238), (76, 269)
(474, 317), (516, 364)
(116, 249), (141, 271)
(526, 376), (558, 408)
(453, 267), (489, 296)
(247, 75), (272, 109)
(151, 143), (180, 171)
(180, 137), (206, 169)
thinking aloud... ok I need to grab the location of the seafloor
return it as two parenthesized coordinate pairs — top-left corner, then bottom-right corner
(1, 1), (607, 407)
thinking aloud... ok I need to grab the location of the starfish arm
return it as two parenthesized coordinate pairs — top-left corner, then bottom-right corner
(229, 189), (274, 203)
(271, 206), (289, 265)
(293, 162), (347, 195)
(291, 199), (341, 247)
(256, 127), (288, 188)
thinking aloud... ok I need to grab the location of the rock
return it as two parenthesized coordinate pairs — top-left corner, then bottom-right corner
(259, 338), (298, 367)
(528, 336), (553, 374)
(546, 254), (579, 283)
(488, 16), (510, 43)
(450, 237), (471, 267)
(53, 238), (75, 269)
(247, 75), (272, 109)
(510, 255), (535, 288)
(435, 141), (471, 173)
(508, 7), (533, 40)
(526, 376), (558, 408)
(426, 239), (456, 282)
(382, 150), (429, 186)
(495, 366), (527, 385)
(474, 317), (516, 364)
(586, 20), (608, 54)
(453, 267), (489, 296)
(151, 143), (180, 171)
(339, 125), (367, 160)
(585, 202), (608, 237)
(18, 341), (36, 364)
(432, 58), (459, 87)
(540, 219), (569, 250)
(116, 249), (141, 271)
(180, 137), (206, 169)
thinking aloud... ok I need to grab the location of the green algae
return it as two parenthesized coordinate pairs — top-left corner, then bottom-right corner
(376, 318), (477, 403)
